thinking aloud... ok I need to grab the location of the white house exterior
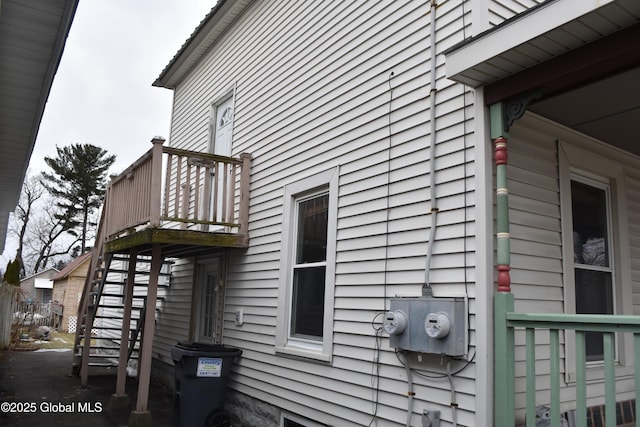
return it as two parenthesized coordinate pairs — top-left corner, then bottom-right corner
(77, 1), (640, 426)
(153, 0), (485, 425)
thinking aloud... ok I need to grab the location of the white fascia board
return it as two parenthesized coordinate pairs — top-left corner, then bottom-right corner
(35, 278), (54, 289)
(445, 0), (615, 85)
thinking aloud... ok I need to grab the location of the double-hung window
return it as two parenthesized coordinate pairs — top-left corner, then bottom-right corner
(570, 178), (614, 361)
(291, 192), (329, 339)
(276, 168), (338, 361)
(560, 140), (633, 380)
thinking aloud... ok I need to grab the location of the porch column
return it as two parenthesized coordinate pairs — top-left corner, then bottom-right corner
(149, 137), (164, 228)
(110, 248), (138, 409)
(128, 244), (162, 427)
(491, 102), (515, 427)
(239, 153), (252, 235)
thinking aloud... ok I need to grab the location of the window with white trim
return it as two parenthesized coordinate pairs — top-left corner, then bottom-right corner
(570, 177), (614, 361)
(194, 256), (223, 344)
(560, 140), (633, 380)
(276, 168), (338, 361)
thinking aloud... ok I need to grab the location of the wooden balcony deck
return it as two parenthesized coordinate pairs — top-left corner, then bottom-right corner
(101, 138), (251, 256)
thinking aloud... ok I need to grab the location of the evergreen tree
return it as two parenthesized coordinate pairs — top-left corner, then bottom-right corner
(42, 143), (116, 254)
(3, 259), (20, 286)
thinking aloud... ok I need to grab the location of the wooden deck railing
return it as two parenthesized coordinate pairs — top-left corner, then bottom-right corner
(104, 138), (251, 240)
(495, 293), (640, 427)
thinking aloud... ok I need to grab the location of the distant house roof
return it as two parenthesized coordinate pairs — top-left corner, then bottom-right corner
(53, 252), (92, 281)
(20, 267), (59, 282)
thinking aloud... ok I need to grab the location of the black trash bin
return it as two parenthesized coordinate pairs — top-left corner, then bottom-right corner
(171, 342), (242, 427)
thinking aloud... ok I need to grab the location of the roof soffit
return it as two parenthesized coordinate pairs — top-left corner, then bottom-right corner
(445, 0), (640, 158)
(445, 0), (640, 88)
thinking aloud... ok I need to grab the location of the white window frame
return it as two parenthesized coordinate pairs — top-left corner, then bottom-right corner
(193, 256), (224, 344)
(559, 141), (633, 383)
(276, 167), (338, 362)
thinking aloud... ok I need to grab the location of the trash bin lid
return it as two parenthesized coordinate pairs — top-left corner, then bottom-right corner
(171, 341), (242, 361)
(175, 342), (227, 352)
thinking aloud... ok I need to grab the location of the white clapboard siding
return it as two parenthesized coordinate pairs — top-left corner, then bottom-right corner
(627, 172), (640, 313)
(159, 0), (479, 425)
(96, 258), (170, 341)
(489, 0), (546, 26)
(507, 118), (564, 415)
(152, 259), (193, 364)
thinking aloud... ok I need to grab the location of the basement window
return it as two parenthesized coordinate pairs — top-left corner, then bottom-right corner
(281, 413), (328, 427)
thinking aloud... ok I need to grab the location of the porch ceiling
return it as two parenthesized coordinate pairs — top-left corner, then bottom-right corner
(527, 66), (640, 157)
(445, 0), (640, 157)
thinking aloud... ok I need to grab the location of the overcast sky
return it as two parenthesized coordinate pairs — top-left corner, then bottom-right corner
(30, 0), (216, 174)
(1, 0), (216, 268)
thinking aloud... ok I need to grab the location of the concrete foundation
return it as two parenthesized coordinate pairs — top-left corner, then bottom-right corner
(226, 390), (280, 427)
(128, 410), (153, 427)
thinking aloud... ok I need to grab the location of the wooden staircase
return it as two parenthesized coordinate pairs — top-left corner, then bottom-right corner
(72, 252), (170, 375)
(66, 141), (251, 421)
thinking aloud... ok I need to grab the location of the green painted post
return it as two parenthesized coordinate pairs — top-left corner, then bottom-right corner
(635, 334), (640, 427)
(525, 328), (536, 427)
(604, 333), (616, 427)
(550, 329), (560, 427)
(491, 102), (515, 427)
(575, 331), (587, 426)
(495, 292), (515, 427)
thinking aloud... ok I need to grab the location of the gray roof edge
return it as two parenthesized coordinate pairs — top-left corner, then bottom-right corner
(23, 0), (81, 187)
(153, 0), (251, 89)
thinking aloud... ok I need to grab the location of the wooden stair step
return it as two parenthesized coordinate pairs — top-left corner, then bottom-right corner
(80, 326), (134, 331)
(77, 335), (126, 340)
(74, 353), (118, 358)
(76, 345), (138, 351)
(71, 361), (118, 368)
(73, 353), (139, 360)
(93, 314), (141, 320)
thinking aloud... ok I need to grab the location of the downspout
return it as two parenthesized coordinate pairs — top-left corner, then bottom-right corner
(423, 0), (439, 298)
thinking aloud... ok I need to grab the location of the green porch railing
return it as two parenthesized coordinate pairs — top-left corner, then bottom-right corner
(495, 292), (640, 427)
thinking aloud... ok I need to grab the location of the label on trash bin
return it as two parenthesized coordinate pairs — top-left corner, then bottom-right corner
(197, 357), (223, 377)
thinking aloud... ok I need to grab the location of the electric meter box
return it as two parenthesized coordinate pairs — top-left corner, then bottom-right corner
(387, 296), (466, 356)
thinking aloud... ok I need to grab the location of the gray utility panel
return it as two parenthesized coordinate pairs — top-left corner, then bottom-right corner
(386, 296), (466, 357)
